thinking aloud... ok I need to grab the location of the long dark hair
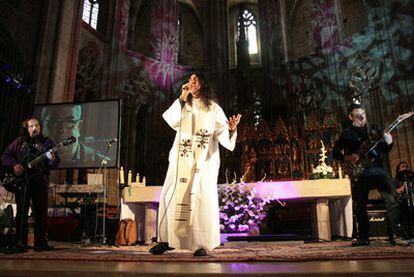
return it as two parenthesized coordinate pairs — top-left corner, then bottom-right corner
(19, 116), (44, 143)
(185, 72), (217, 108)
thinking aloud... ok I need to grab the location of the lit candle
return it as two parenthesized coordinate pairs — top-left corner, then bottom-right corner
(127, 170), (132, 186)
(120, 166), (125, 184)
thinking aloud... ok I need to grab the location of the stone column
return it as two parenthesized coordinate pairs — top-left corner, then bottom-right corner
(34, 0), (83, 104)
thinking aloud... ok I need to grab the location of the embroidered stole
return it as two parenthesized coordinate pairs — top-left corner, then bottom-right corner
(174, 99), (215, 237)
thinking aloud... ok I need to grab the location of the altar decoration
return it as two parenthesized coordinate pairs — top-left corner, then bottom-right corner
(218, 182), (269, 234)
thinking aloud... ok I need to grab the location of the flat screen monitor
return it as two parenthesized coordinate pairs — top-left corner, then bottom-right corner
(34, 100), (120, 168)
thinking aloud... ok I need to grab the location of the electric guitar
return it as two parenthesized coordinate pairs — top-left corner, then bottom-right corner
(343, 112), (414, 180)
(0, 136), (76, 193)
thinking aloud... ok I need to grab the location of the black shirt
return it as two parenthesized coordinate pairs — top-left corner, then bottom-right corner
(332, 124), (392, 169)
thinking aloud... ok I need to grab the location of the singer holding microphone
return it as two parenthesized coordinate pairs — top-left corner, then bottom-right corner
(150, 72), (241, 256)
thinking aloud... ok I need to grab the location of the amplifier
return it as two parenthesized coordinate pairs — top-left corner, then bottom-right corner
(368, 209), (387, 237)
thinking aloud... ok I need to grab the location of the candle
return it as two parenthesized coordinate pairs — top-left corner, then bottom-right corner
(136, 173), (140, 183)
(120, 166), (125, 184)
(127, 170), (132, 186)
(338, 165), (343, 179)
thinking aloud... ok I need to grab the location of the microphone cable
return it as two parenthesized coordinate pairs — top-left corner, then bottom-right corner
(157, 97), (186, 244)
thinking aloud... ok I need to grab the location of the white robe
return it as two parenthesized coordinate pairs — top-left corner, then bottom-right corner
(158, 98), (237, 250)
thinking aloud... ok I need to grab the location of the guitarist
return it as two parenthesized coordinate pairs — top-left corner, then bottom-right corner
(333, 103), (408, 246)
(1, 116), (60, 252)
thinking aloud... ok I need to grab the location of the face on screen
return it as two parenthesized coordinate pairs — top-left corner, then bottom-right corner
(41, 106), (83, 159)
(37, 101), (119, 168)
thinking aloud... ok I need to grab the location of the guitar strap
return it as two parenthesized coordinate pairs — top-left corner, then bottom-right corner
(366, 123), (380, 141)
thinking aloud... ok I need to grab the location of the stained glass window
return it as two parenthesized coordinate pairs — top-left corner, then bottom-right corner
(237, 9), (258, 54)
(82, 0), (99, 29)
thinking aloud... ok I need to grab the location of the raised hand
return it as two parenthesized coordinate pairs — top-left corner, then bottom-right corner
(228, 114), (242, 131)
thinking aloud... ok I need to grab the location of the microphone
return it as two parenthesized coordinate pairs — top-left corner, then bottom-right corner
(181, 82), (192, 92)
(107, 138), (118, 145)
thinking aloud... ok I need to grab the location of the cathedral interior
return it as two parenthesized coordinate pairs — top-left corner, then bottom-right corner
(0, 0), (414, 275)
(1, 0), (413, 186)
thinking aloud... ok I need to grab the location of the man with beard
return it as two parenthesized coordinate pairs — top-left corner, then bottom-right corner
(40, 105), (108, 167)
(2, 117), (60, 251)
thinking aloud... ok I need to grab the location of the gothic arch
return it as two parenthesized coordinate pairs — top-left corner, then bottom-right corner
(178, 1), (204, 67)
(127, 0), (152, 56)
(289, 0), (315, 59)
(228, 1), (261, 67)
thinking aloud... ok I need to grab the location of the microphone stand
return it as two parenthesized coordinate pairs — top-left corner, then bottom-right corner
(93, 140), (115, 245)
(102, 159), (108, 244)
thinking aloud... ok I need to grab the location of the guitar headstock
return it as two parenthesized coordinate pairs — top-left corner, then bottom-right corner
(62, 136), (77, 146)
(397, 111), (414, 122)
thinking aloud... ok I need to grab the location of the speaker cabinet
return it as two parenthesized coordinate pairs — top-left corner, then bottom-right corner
(367, 210), (387, 237)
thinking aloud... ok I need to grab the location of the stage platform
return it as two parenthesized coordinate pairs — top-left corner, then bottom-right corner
(1, 240), (414, 276)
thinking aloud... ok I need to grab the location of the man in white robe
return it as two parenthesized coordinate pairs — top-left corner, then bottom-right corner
(150, 73), (241, 256)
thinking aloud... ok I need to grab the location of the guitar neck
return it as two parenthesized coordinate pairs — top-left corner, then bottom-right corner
(384, 118), (401, 134)
(27, 143), (63, 169)
(366, 116), (409, 154)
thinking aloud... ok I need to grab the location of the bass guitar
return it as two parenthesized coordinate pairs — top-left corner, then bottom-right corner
(0, 136), (76, 193)
(343, 112), (413, 180)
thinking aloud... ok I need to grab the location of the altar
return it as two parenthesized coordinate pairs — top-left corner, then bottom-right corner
(120, 185), (162, 244)
(120, 178), (352, 243)
(222, 178), (353, 241)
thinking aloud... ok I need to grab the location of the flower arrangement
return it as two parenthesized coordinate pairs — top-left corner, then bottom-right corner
(311, 140), (334, 179)
(218, 182), (268, 234)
